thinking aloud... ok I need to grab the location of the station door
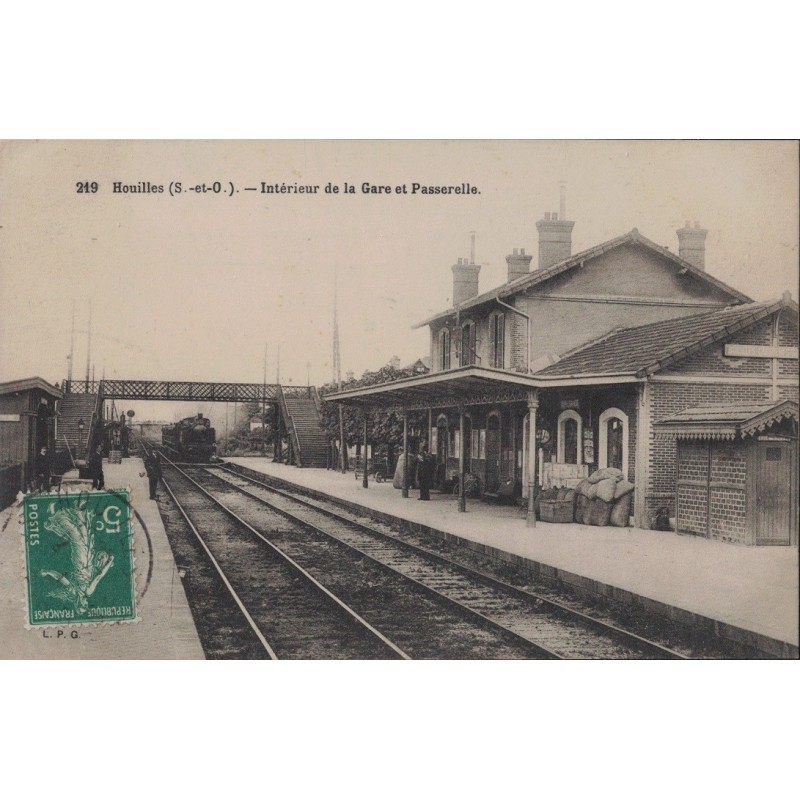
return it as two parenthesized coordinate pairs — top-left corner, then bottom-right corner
(754, 439), (797, 545)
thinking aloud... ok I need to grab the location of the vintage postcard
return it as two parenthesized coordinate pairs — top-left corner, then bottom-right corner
(0, 140), (797, 660)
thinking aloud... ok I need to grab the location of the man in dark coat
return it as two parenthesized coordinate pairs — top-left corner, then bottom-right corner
(89, 444), (105, 490)
(416, 444), (434, 501)
(144, 452), (162, 500)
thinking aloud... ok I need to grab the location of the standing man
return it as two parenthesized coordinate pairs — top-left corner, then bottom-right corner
(89, 444), (105, 490)
(416, 443), (433, 501)
(144, 451), (161, 500)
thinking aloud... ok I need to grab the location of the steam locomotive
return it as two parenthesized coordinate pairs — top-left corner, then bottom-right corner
(162, 414), (216, 461)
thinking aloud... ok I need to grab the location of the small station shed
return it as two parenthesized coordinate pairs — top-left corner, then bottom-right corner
(654, 400), (798, 545)
(0, 377), (62, 507)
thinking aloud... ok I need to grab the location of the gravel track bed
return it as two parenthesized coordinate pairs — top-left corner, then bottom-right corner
(209, 467), (672, 659)
(222, 466), (754, 659)
(164, 466), (400, 659)
(188, 468), (545, 659)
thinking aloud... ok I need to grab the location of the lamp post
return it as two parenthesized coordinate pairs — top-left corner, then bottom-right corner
(78, 417), (85, 461)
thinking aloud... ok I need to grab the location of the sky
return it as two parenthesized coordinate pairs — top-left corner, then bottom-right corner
(1, 140), (797, 424)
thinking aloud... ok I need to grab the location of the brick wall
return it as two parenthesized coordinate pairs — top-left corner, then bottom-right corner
(510, 305), (527, 371)
(676, 440), (708, 533)
(709, 442), (748, 543)
(779, 384), (799, 401)
(675, 439), (749, 542)
(648, 381), (770, 516)
(779, 315), (798, 347)
(660, 318), (773, 377)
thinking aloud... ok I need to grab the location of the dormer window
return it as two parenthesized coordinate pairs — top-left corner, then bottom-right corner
(439, 328), (451, 370)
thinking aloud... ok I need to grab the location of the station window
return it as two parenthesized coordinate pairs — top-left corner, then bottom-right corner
(598, 407), (629, 477)
(490, 312), (505, 368)
(461, 322), (476, 366)
(557, 409), (582, 465)
(439, 329), (451, 371)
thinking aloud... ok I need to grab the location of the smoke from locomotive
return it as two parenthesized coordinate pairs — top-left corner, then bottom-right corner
(162, 413), (216, 461)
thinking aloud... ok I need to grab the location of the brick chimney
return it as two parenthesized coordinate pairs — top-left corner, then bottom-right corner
(452, 256), (481, 306)
(506, 247), (533, 282)
(677, 220), (708, 270)
(535, 183), (574, 270)
(536, 211), (575, 270)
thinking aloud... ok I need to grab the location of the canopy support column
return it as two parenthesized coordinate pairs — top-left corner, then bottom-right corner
(458, 402), (466, 512)
(402, 408), (409, 498)
(527, 390), (539, 527)
(362, 409), (369, 489)
(338, 402), (346, 473)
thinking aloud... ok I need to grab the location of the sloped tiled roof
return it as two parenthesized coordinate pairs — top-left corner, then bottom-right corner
(534, 298), (797, 379)
(653, 400), (798, 440)
(414, 228), (752, 328)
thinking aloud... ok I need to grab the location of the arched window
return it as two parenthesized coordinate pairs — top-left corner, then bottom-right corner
(557, 409), (582, 465)
(598, 407), (629, 477)
(439, 328), (451, 371)
(461, 321), (476, 366)
(490, 312), (505, 368)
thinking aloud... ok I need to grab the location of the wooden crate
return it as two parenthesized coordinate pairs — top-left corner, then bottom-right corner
(539, 499), (575, 524)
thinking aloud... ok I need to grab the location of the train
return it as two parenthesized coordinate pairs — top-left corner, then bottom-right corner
(162, 413), (216, 461)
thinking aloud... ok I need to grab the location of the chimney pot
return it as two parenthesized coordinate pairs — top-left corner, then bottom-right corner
(684, 219), (691, 229)
(694, 221), (700, 229)
(505, 247), (533, 282)
(677, 222), (708, 271)
(452, 256), (481, 306)
(536, 204), (575, 270)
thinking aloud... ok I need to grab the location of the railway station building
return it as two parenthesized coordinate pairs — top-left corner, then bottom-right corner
(325, 209), (799, 543)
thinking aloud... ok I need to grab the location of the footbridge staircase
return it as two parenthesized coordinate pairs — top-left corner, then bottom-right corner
(278, 386), (329, 468)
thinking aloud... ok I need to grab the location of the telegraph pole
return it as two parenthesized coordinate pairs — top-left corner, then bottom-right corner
(85, 300), (92, 390)
(67, 300), (75, 389)
(333, 271), (346, 472)
(262, 344), (268, 455)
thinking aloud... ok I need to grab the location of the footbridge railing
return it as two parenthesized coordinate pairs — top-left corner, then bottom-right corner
(63, 379), (315, 403)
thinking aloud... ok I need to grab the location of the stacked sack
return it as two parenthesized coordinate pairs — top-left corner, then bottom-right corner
(574, 468), (635, 527)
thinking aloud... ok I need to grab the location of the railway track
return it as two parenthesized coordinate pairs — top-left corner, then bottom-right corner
(140, 441), (554, 659)
(200, 462), (687, 659)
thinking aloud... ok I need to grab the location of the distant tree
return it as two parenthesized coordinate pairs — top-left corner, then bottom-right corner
(320, 357), (429, 467)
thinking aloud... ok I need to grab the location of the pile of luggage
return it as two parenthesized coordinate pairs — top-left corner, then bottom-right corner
(536, 467), (634, 526)
(574, 467), (634, 526)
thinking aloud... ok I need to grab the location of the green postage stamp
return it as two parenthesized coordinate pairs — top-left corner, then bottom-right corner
(23, 490), (137, 625)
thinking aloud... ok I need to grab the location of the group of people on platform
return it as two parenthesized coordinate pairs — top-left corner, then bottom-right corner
(31, 443), (106, 492)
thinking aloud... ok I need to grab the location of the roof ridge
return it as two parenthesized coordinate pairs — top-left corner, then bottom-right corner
(414, 228), (753, 329)
(535, 297), (794, 379)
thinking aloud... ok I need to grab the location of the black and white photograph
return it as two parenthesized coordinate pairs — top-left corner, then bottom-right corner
(1, 7), (798, 796)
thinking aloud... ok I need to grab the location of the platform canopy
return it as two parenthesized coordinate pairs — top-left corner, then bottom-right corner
(322, 366), (541, 410)
(653, 400), (799, 440)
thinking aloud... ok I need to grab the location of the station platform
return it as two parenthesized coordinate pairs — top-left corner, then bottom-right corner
(226, 457), (799, 657)
(0, 458), (204, 659)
